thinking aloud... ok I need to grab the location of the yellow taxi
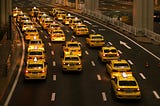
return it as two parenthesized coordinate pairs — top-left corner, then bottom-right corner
(111, 72), (141, 99)
(69, 17), (82, 30)
(19, 15), (30, 26)
(41, 17), (53, 29)
(86, 34), (105, 47)
(106, 59), (132, 79)
(28, 38), (45, 52)
(21, 20), (34, 32)
(49, 29), (65, 42)
(27, 49), (45, 61)
(16, 12), (28, 23)
(29, 7), (40, 17)
(62, 14), (75, 25)
(36, 12), (46, 21)
(73, 23), (89, 35)
(38, 14), (50, 24)
(47, 22), (61, 34)
(25, 57), (47, 80)
(55, 10), (66, 21)
(62, 54), (82, 72)
(24, 27), (39, 41)
(12, 7), (21, 17)
(49, 8), (61, 17)
(98, 46), (120, 62)
(63, 40), (82, 57)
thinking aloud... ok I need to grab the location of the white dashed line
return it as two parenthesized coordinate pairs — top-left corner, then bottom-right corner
(153, 91), (160, 99)
(101, 92), (107, 101)
(45, 36), (48, 39)
(91, 61), (95, 66)
(51, 51), (54, 55)
(83, 20), (92, 25)
(139, 73), (146, 80)
(97, 74), (101, 80)
(48, 42), (51, 46)
(40, 30), (43, 33)
(108, 42), (112, 45)
(66, 30), (69, 33)
(91, 29), (95, 33)
(85, 50), (89, 55)
(72, 35), (76, 39)
(128, 60), (134, 65)
(53, 61), (56, 66)
(118, 50), (122, 54)
(51, 93), (56, 101)
(53, 75), (56, 81)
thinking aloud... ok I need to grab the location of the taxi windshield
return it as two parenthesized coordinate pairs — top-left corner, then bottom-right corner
(27, 29), (37, 32)
(114, 63), (129, 68)
(28, 64), (43, 69)
(53, 31), (62, 34)
(77, 25), (86, 28)
(65, 57), (79, 61)
(119, 81), (137, 86)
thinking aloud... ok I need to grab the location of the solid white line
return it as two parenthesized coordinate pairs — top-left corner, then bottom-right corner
(53, 75), (56, 81)
(45, 36), (48, 39)
(51, 93), (56, 101)
(48, 42), (51, 46)
(4, 25), (25, 106)
(85, 50), (89, 55)
(51, 51), (54, 55)
(91, 61), (95, 66)
(69, 11), (160, 61)
(117, 50), (122, 54)
(97, 74), (101, 80)
(108, 42), (112, 45)
(128, 60), (134, 65)
(53, 61), (56, 66)
(139, 73), (146, 80)
(153, 91), (160, 99)
(102, 92), (107, 101)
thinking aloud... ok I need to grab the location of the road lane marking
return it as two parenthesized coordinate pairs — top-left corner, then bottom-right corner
(91, 61), (95, 66)
(51, 93), (56, 101)
(85, 50), (89, 55)
(97, 74), (101, 80)
(45, 35), (48, 39)
(118, 50), (122, 54)
(153, 91), (160, 99)
(91, 29), (95, 33)
(4, 25), (25, 106)
(120, 41), (132, 49)
(40, 30), (43, 33)
(66, 30), (69, 33)
(108, 42), (112, 45)
(53, 61), (56, 66)
(99, 28), (106, 31)
(53, 75), (56, 81)
(72, 35), (76, 39)
(48, 42), (51, 46)
(128, 60), (133, 65)
(83, 20), (92, 25)
(51, 51), (54, 55)
(139, 73), (146, 80)
(101, 92), (107, 101)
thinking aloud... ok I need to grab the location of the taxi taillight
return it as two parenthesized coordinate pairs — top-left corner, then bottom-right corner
(25, 70), (28, 73)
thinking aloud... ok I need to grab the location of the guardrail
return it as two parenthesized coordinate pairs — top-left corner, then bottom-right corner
(82, 9), (160, 44)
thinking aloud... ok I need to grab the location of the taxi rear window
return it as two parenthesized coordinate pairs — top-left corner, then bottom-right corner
(28, 64), (43, 69)
(119, 81), (137, 86)
(104, 49), (117, 53)
(30, 41), (41, 44)
(29, 52), (42, 55)
(68, 44), (79, 47)
(65, 57), (79, 61)
(114, 63), (129, 68)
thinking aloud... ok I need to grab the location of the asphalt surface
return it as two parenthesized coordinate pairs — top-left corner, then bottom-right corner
(1, 0), (160, 106)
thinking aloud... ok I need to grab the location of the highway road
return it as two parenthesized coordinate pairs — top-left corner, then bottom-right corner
(2, 0), (160, 106)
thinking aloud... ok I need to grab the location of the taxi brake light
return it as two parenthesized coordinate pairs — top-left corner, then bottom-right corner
(117, 88), (121, 91)
(25, 70), (28, 73)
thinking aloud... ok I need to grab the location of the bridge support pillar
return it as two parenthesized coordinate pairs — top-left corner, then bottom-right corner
(85, 0), (98, 11)
(133, 0), (154, 33)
